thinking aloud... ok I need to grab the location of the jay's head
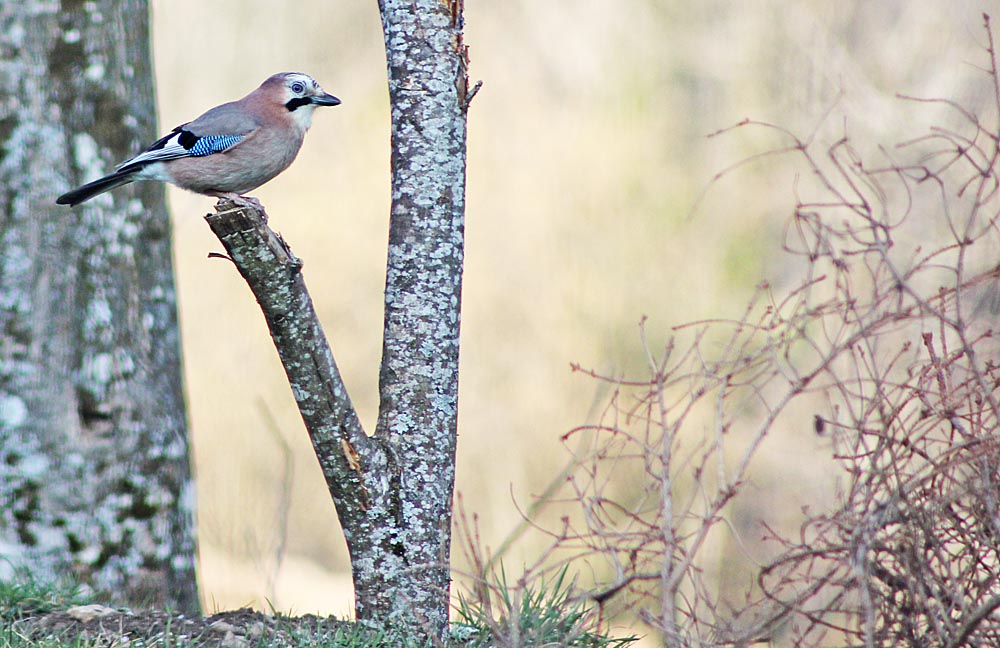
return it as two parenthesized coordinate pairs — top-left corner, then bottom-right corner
(260, 72), (341, 131)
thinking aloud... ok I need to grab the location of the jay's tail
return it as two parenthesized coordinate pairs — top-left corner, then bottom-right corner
(56, 166), (142, 206)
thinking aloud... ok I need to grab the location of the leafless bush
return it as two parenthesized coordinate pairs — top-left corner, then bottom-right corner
(457, 14), (1000, 648)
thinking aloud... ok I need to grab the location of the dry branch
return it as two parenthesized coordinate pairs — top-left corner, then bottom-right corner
(204, 201), (378, 533)
(453, 14), (1000, 648)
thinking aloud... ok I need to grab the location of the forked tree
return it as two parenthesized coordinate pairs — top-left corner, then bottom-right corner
(204, 0), (474, 640)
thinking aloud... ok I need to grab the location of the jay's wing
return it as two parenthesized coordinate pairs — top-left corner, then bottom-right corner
(117, 100), (260, 170)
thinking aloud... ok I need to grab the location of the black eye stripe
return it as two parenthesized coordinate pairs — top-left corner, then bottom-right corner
(285, 97), (312, 111)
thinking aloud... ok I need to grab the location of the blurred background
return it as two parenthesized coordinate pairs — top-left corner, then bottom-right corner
(149, 0), (991, 625)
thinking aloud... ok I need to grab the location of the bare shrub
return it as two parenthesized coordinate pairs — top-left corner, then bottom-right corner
(456, 14), (1000, 648)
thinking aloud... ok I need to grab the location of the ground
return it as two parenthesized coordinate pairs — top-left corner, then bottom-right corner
(9, 604), (353, 647)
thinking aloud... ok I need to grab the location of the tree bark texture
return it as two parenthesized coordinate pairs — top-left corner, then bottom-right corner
(203, 0), (469, 638)
(370, 0), (469, 635)
(0, 1), (198, 612)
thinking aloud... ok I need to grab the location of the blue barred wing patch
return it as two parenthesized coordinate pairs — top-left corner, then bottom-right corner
(188, 135), (244, 156)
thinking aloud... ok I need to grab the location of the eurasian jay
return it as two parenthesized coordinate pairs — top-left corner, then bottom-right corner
(57, 72), (340, 207)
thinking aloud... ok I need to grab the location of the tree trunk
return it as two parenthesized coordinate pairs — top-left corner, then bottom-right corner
(202, 0), (470, 639)
(366, 0), (470, 636)
(0, 0), (198, 613)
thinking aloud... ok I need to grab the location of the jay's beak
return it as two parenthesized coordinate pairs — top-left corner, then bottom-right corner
(312, 93), (341, 107)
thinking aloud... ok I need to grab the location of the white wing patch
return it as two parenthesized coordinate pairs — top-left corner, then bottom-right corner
(117, 129), (189, 169)
(117, 128), (245, 170)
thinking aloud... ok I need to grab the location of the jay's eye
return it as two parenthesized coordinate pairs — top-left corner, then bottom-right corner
(291, 81), (305, 94)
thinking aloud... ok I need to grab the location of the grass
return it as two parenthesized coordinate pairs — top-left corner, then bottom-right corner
(0, 572), (636, 647)
(454, 565), (638, 648)
(0, 577), (91, 626)
(1, 576), (94, 648)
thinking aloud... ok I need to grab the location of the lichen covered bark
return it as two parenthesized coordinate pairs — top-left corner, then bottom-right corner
(204, 205), (381, 530)
(0, 0), (197, 612)
(367, 0), (469, 636)
(201, 1), (469, 638)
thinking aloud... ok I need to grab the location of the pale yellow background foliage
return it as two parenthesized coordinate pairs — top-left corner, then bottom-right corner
(148, 0), (990, 626)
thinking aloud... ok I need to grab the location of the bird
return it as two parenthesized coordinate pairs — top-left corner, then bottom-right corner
(56, 72), (340, 207)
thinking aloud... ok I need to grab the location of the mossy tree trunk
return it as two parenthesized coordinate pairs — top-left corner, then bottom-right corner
(0, 0), (198, 613)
